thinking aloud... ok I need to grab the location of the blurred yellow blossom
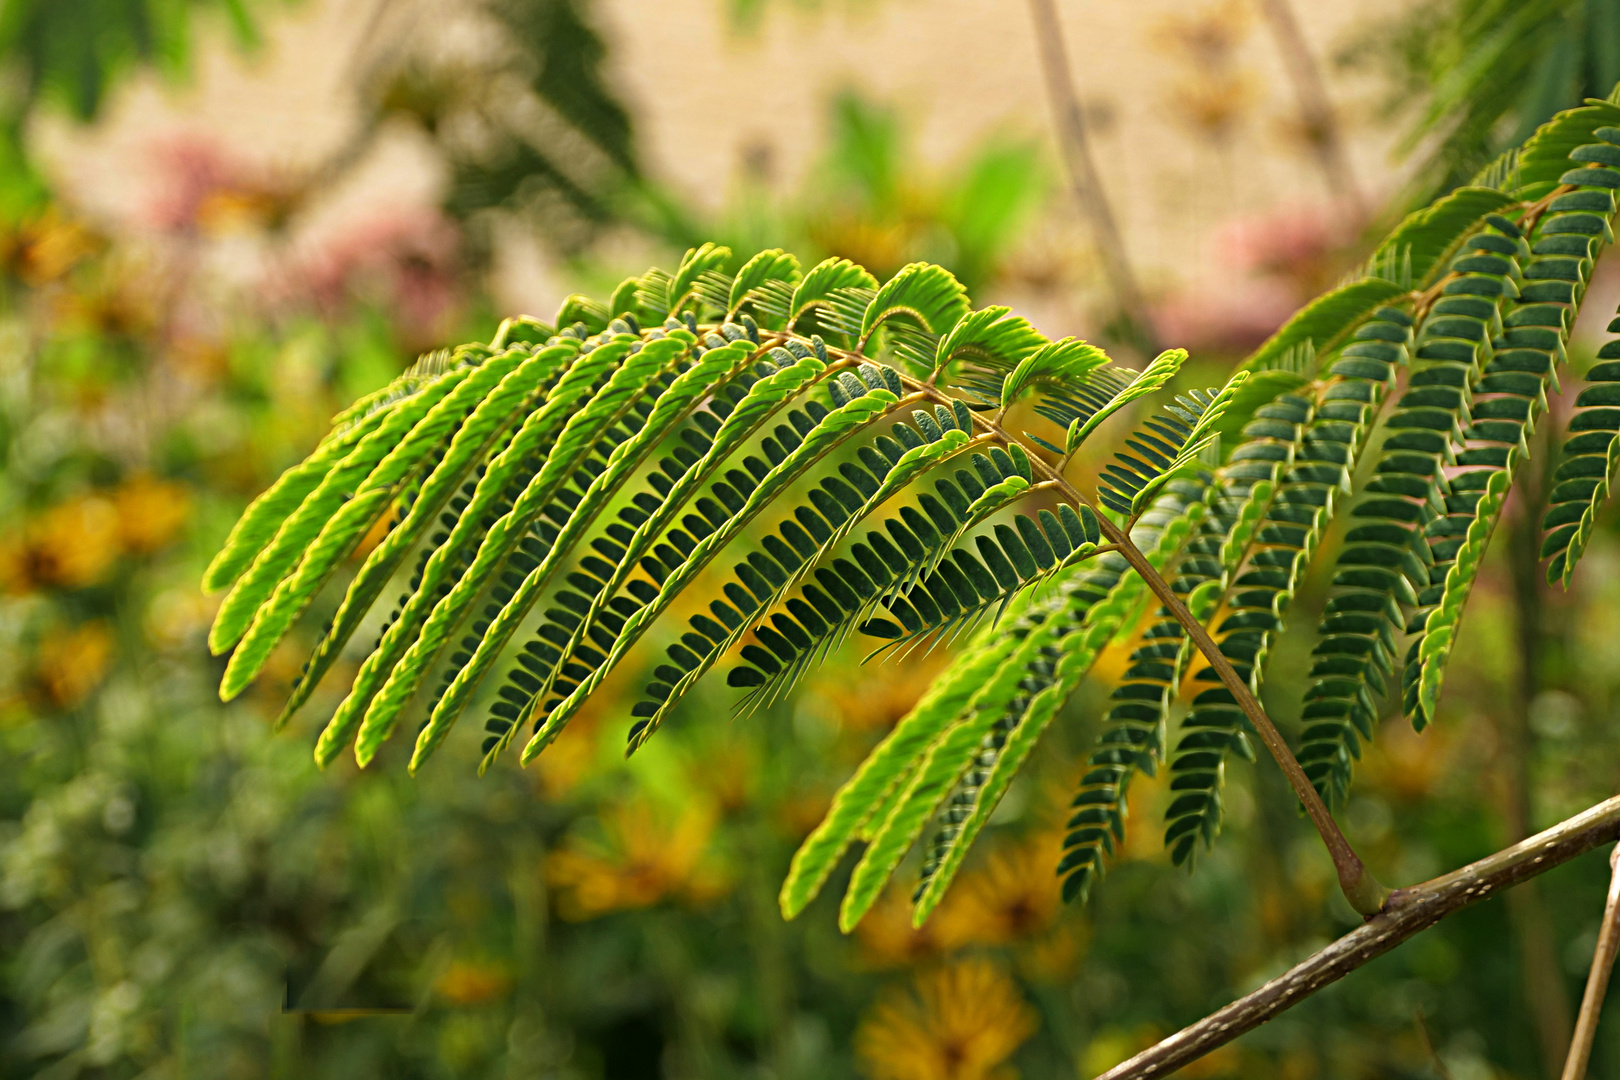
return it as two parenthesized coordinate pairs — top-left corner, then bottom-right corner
(546, 796), (730, 920)
(434, 960), (513, 1006)
(113, 474), (190, 553)
(855, 958), (1038, 1080)
(856, 888), (948, 969)
(0, 496), (122, 592)
(0, 210), (100, 286)
(34, 621), (114, 707)
(935, 838), (1061, 949)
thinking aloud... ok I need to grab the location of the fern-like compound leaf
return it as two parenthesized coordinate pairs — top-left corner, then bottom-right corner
(1541, 309), (1620, 584)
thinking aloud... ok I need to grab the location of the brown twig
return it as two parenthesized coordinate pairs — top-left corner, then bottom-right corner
(1096, 794), (1620, 1080)
(907, 374), (1386, 913)
(1561, 842), (1620, 1080)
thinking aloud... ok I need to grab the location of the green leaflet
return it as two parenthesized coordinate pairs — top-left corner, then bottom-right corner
(727, 248), (801, 326)
(511, 348), (835, 733)
(409, 338), (748, 770)
(1301, 220), (1512, 802)
(274, 345), (572, 729)
(310, 339), (602, 768)
(857, 262), (970, 353)
(554, 294), (609, 335)
(521, 386), (912, 762)
(668, 242), (732, 317)
(837, 646), (1033, 931)
(998, 337), (1113, 413)
(931, 305), (1047, 380)
(1541, 315), (1620, 584)
(1371, 186), (1520, 290)
(220, 350), (534, 700)
(323, 341), (490, 439)
(916, 493), (1204, 923)
(1514, 100), (1620, 194)
(1241, 279), (1408, 374)
(1065, 349), (1189, 455)
(352, 338), (664, 766)
(832, 498), (1187, 933)
(208, 367), (472, 661)
(1167, 307), (1407, 863)
(201, 403), (395, 595)
(778, 611), (1028, 920)
(630, 395), (982, 738)
(1405, 128), (1620, 727)
(665, 426), (1076, 741)
(790, 257), (880, 331)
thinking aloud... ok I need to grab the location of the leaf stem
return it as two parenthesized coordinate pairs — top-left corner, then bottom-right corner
(847, 359), (1384, 911)
(930, 386), (1388, 914)
(1100, 517), (1388, 915)
(1560, 842), (1620, 1080)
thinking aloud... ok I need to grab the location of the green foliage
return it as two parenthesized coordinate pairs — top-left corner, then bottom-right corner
(205, 98), (1620, 930)
(1359, 0), (1620, 195)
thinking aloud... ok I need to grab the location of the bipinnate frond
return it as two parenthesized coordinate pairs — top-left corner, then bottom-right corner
(205, 94), (1620, 933)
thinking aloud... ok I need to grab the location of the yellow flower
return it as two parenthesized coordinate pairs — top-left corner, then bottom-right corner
(935, 838), (1061, 950)
(0, 209), (100, 286)
(434, 960), (513, 1006)
(855, 959), (1038, 1080)
(546, 797), (730, 920)
(0, 496), (121, 592)
(33, 621), (114, 707)
(112, 474), (190, 554)
(855, 888), (948, 969)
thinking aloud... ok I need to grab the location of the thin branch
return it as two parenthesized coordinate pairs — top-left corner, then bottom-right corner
(1024, 0), (1156, 353)
(1252, 0), (1365, 218)
(1096, 794), (1620, 1080)
(1561, 842), (1620, 1080)
(1099, 517), (1387, 914)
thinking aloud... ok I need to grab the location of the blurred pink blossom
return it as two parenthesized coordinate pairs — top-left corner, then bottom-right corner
(1152, 200), (1362, 353)
(276, 206), (463, 342)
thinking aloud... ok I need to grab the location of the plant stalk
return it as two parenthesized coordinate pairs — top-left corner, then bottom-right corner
(1098, 515), (1389, 916)
(1096, 794), (1620, 1080)
(929, 384), (1388, 914)
(1561, 842), (1620, 1080)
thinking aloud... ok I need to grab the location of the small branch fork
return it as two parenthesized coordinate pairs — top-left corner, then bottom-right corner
(1097, 795), (1620, 1080)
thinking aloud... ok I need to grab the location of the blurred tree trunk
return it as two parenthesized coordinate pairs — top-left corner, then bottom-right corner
(1504, 428), (1575, 1079)
(1253, 0), (1366, 219)
(1025, 0), (1157, 355)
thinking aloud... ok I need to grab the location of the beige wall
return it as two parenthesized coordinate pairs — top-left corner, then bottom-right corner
(32, 0), (1418, 334)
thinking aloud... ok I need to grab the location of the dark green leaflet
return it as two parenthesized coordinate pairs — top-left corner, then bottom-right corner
(1404, 150), (1620, 726)
(1541, 310), (1620, 583)
(1058, 481), (1236, 904)
(700, 439), (1095, 730)
(517, 374), (926, 765)
(480, 338), (839, 765)
(1164, 309), (1411, 865)
(907, 487), (1204, 919)
(1301, 219), (1520, 802)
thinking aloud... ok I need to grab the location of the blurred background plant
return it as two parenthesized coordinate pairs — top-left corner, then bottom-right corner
(2, 1), (1620, 1079)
